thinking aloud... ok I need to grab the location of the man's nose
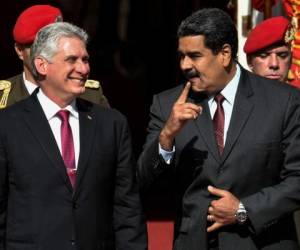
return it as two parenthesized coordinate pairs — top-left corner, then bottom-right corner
(76, 60), (90, 74)
(269, 54), (280, 70)
(180, 56), (193, 71)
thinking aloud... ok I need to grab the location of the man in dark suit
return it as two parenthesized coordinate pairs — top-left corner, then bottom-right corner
(138, 8), (300, 250)
(0, 5), (109, 109)
(0, 22), (146, 250)
(243, 15), (300, 244)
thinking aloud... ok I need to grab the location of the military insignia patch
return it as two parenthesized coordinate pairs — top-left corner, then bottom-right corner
(0, 80), (11, 109)
(85, 79), (100, 89)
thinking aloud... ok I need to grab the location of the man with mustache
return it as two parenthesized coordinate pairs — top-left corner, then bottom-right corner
(138, 8), (300, 250)
(244, 16), (292, 83)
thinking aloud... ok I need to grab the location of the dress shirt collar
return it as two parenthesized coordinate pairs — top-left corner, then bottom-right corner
(220, 63), (241, 105)
(23, 72), (38, 95)
(37, 89), (78, 121)
(208, 63), (241, 106)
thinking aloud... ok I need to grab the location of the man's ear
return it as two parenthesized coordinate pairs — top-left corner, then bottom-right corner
(34, 56), (48, 76)
(14, 43), (25, 61)
(219, 44), (232, 67)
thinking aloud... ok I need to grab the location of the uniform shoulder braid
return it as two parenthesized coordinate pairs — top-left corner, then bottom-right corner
(0, 80), (12, 109)
(81, 79), (109, 107)
(85, 79), (100, 89)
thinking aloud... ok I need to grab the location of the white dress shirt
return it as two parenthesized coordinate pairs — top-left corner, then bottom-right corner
(37, 89), (80, 168)
(207, 64), (240, 143)
(159, 64), (241, 163)
(23, 72), (38, 95)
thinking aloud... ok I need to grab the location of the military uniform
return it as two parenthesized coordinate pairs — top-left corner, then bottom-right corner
(0, 74), (109, 109)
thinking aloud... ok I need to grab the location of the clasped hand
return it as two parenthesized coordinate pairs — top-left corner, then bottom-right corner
(207, 185), (240, 232)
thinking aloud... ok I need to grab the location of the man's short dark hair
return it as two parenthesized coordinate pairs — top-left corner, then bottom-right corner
(177, 8), (238, 60)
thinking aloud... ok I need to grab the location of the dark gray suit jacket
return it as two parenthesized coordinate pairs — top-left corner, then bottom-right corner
(0, 90), (147, 250)
(138, 67), (300, 250)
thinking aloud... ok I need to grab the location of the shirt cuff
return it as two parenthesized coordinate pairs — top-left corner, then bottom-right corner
(159, 143), (175, 164)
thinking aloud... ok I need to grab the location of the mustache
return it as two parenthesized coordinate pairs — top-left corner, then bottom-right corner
(183, 70), (199, 79)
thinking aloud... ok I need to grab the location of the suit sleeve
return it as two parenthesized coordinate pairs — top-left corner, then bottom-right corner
(0, 113), (8, 250)
(113, 114), (147, 250)
(137, 94), (174, 190)
(242, 89), (300, 235)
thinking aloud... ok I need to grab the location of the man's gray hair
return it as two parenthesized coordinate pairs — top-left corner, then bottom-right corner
(30, 22), (89, 80)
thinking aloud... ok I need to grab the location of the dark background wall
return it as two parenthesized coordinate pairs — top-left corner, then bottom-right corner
(0, 0), (233, 156)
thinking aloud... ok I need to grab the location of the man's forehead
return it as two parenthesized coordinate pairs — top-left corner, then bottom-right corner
(54, 38), (88, 57)
(255, 44), (290, 55)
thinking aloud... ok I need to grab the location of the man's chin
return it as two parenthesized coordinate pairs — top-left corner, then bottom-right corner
(72, 87), (86, 97)
(80, 86), (86, 94)
(77, 86), (86, 94)
(190, 82), (205, 93)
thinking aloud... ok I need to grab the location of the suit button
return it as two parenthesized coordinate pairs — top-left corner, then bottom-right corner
(70, 239), (76, 246)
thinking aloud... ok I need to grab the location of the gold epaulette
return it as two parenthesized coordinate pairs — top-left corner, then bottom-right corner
(0, 80), (11, 109)
(285, 18), (296, 44)
(85, 79), (100, 89)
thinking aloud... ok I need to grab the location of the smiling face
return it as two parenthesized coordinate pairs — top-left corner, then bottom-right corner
(248, 44), (291, 82)
(178, 35), (234, 95)
(34, 36), (90, 107)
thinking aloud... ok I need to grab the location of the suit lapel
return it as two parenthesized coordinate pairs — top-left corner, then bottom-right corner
(21, 92), (73, 192)
(73, 99), (97, 194)
(190, 94), (221, 163)
(189, 67), (255, 164)
(221, 69), (254, 163)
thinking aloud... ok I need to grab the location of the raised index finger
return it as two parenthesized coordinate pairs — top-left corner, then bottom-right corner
(176, 82), (191, 104)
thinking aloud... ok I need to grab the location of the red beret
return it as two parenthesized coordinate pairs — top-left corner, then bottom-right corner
(13, 5), (63, 44)
(243, 16), (290, 54)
